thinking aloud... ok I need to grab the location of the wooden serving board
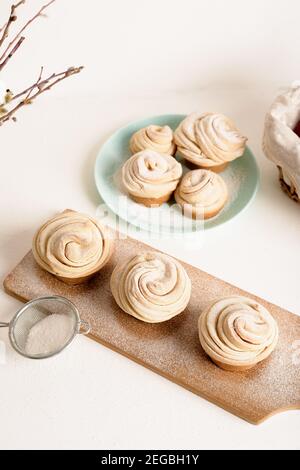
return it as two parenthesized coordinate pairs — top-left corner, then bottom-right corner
(3, 233), (300, 424)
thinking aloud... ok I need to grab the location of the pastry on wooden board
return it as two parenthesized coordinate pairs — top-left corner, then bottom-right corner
(110, 251), (191, 323)
(32, 210), (113, 285)
(198, 296), (279, 371)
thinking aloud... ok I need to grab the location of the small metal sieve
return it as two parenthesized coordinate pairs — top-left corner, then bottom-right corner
(0, 296), (91, 359)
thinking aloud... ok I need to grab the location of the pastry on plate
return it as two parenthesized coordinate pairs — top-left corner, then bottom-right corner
(175, 169), (228, 219)
(32, 210), (113, 285)
(121, 149), (182, 207)
(130, 124), (176, 156)
(110, 251), (191, 323)
(174, 112), (247, 172)
(263, 83), (300, 202)
(198, 296), (279, 371)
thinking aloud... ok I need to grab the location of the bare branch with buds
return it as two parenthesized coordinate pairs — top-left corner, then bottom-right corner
(0, 0), (83, 125)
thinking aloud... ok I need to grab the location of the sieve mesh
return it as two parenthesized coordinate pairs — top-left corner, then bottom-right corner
(10, 297), (79, 359)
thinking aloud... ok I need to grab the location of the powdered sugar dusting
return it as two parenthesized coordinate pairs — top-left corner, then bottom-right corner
(222, 162), (247, 205)
(25, 314), (74, 356)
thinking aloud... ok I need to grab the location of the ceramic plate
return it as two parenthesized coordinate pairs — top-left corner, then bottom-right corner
(94, 114), (259, 233)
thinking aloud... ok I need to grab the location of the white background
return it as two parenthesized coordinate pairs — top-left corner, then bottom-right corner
(0, 0), (299, 450)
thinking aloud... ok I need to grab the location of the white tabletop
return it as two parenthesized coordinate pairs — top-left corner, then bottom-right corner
(0, 0), (299, 450)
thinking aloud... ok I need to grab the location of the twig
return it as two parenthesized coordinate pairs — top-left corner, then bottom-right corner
(35, 65), (44, 87)
(0, 1), (83, 125)
(0, 66), (84, 125)
(25, 65), (44, 101)
(0, 1), (25, 50)
(0, 0), (56, 66)
(0, 36), (24, 71)
(11, 69), (72, 102)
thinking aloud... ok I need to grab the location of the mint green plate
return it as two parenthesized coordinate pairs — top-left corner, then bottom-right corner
(94, 114), (259, 233)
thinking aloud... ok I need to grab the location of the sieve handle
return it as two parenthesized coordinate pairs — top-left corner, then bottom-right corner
(0, 322), (9, 328)
(79, 320), (91, 335)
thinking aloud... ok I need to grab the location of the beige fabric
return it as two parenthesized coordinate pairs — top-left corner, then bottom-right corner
(130, 125), (176, 155)
(174, 112), (247, 168)
(122, 149), (182, 199)
(110, 252), (191, 323)
(263, 83), (300, 197)
(32, 210), (113, 279)
(199, 296), (279, 369)
(175, 169), (228, 219)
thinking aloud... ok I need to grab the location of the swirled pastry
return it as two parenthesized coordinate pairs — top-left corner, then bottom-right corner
(263, 83), (300, 202)
(32, 210), (113, 284)
(130, 125), (176, 156)
(110, 252), (191, 323)
(122, 149), (182, 206)
(174, 113), (248, 171)
(175, 169), (228, 219)
(198, 296), (279, 371)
